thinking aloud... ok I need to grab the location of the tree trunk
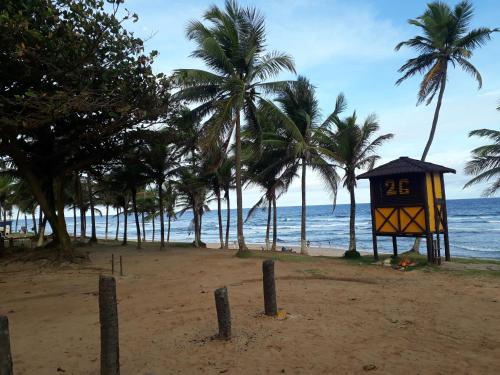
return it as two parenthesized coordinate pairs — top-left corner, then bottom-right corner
(73, 204), (77, 239)
(36, 216), (48, 248)
(115, 208), (120, 241)
(300, 159), (307, 254)
(234, 111), (247, 253)
(193, 207), (200, 247)
(32, 210), (37, 236)
(38, 208), (42, 232)
(122, 205), (128, 246)
(411, 67), (448, 253)
(217, 188), (223, 249)
(14, 209), (19, 233)
(167, 214), (171, 245)
(265, 199), (271, 251)
(53, 176), (73, 258)
(131, 190), (141, 249)
(78, 177), (85, 239)
(152, 214), (155, 242)
(158, 182), (165, 248)
(272, 196), (277, 251)
(348, 184), (356, 252)
(141, 211), (146, 242)
(105, 204), (109, 240)
(224, 189), (230, 250)
(88, 176), (97, 243)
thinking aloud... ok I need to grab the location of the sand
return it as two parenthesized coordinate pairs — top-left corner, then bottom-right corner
(1, 243), (499, 374)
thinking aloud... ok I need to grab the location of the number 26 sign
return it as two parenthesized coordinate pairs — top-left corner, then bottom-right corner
(384, 178), (410, 196)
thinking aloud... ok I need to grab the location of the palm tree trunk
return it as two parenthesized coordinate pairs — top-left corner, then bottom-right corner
(14, 209), (19, 233)
(152, 214), (155, 242)
(158, 182), (165, 248)
(300, 159), (307, 254)
(272, 196), (277, 251)
(115, 208), (120, 241)
(167, 214), (171, 245)
(88, 176), (97, 243)
(411, 69), (448, 253)
(73, 205), (77, 238)
(235, 111), (247, 253)
(32, 210), (37, 236)
(348, 184), (356, 252)
(24, 213), (27, 232)
(122, 205), (128, 246)
(224, 189), (230, 250)
(193, 207), (200, 247)
(265, 200), (271, 250)
(131, 189), (141, 249)
(141, 210), (146, 242)
(217, 189), (223, 249)
(105, 204), (109, 240)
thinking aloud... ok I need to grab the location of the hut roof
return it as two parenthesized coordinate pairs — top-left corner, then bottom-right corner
(357, 157), (456, 179)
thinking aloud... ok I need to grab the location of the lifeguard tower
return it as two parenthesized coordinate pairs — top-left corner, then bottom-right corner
(357, 157), (455, 264)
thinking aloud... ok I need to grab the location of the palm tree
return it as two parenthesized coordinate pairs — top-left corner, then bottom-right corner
(142, 129), (182, 248)
(261, 76), (345, 254)
(175, 0), (295, 254)
(396, 1), (497, 161)
(322, 113), (393, 257)
(164, 181), (178, 245)
(218, 156), (234, 249)
(244, 109), (297, 250)
(176, 167), (212, 247)
(464, 127), (500, 196)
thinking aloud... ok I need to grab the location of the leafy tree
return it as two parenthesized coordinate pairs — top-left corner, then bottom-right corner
(261, 76), (344, 254)
(396, 0), (498, 160)
(175, 0), (295, 254)
(0, 0), (168, 258)
(321, 113), (393, 257)
(464, 126), (500, 196)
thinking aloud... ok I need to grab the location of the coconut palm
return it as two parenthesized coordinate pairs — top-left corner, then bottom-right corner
(396, 1), (498, 161)
(175, 0), (295, 254)
(176, 167), (212, 247)
(464, 128), (500, 196)
(218, 156), (234, 249)
(142, 129), (182, 248)
(164, 181), (178, 245)
(260, 76), (345, 254)
(321, 113), (393, 257)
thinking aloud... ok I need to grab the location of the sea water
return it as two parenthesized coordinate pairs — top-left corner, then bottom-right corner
(22, 197), (500, 259)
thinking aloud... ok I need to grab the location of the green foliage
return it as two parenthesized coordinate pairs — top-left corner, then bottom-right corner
(396, 0), (498, 105)
(0, 0), (169, 252)
(464, 127), (500, 196)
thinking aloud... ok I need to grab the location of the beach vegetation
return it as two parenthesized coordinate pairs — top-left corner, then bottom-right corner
(321, 113), (393, 258)
(174, 0), (296, 255)
(464, 127), (500, 196)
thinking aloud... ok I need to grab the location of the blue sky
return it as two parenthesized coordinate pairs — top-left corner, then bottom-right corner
(122, 0), (500, 207)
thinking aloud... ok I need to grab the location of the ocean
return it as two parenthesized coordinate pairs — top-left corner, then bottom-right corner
(18, 198), (500, 259)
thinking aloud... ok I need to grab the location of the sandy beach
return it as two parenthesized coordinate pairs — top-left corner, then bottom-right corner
(1, 242), (499, 374)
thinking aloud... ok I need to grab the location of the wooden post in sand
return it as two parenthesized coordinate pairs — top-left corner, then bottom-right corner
(99, 275), (120, 375)
(0, 315), (13, 375)
(214, 287), (231, 340)
(262, 260), (277, 316)
(119, 256), (123, 276)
